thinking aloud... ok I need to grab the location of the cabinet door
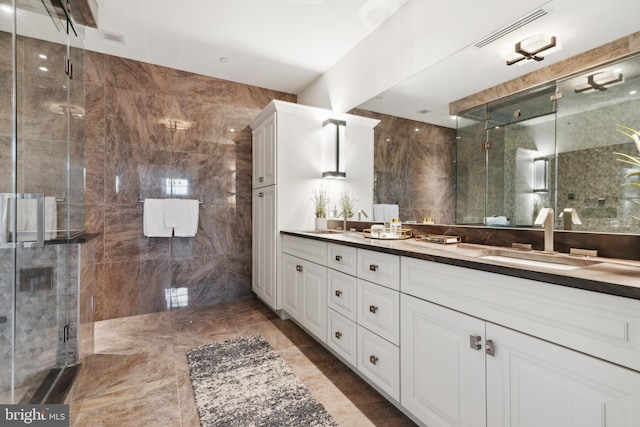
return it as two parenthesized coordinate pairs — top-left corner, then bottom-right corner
(252, 187), (276, 308)
(327, 269), (357, 320)
(401, 294), (486, 427)
(486, 323), (640, 427)
(357, 279), (400, 345)
(301, 260), (327, 342)
(282, 254), (303, 319)
(252, 113), (276, 188)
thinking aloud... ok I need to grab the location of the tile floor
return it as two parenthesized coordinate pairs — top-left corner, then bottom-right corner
(68, 298), (417, 426)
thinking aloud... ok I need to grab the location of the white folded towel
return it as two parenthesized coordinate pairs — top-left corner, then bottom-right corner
(164, 198), (199, 237)
(373, 204), (399, 222)
(144, 199), (172, 237)
(373, 204), (384, 221)
(383, 204), (399, 221)
(14, 196), (57, 241)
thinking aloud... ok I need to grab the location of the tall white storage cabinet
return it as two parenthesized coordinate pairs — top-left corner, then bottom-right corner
(251, 100), (379, 312)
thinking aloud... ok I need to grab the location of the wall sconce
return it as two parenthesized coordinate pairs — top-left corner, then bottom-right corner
(533, 157), (549, 192)
(504, 34), (559, 66)
(321, 118), (346, 179)
(573, 70), (624, 93)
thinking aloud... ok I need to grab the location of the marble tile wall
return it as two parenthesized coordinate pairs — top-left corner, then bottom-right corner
(349, 108), (457, 224)
(84, 51), (296, 321)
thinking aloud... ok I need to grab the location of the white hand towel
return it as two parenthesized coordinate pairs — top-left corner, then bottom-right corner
(164, 199), (199, 237)
(144, 199), (172, 237)
(14, 196), (57, 241)
(382, 204), (399, 221)
(373, 204), (384, 221)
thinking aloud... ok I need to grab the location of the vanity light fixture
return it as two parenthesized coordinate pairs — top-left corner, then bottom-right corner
(321, 118), (346, 179)
(574, 70), (625, 93)
(505, 34), (559, 66)
(533, 157), (549, 192)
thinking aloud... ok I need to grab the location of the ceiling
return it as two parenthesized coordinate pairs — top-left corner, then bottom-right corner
(6, 0), (640, 129)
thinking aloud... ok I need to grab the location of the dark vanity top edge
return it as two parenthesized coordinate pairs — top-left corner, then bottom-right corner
(45, 231), (100, 245)
(281, 230), (640, 301)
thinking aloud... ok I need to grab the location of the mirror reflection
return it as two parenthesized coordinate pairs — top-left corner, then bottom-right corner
(455, 54), (640, 233)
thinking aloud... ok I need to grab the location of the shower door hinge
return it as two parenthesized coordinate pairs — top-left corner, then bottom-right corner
(64, 56), (73, 79)
(482, 141), (492, 150)
(62, 324), (70, 343)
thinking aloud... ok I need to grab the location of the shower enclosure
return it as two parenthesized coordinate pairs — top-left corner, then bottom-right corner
(0, 0), (85, 403)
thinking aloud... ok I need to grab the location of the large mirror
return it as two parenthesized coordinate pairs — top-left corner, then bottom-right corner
(456, 54), (640, 234)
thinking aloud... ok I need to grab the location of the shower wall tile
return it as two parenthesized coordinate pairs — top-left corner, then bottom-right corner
(86, 51), (296, 320)
(103, 204), (170, 262)
(96, 260), (170, 319)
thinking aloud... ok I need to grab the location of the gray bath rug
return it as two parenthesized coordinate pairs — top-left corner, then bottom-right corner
(186, 334), (338, 427)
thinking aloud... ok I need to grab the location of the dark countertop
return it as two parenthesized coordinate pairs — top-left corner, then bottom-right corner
(282, 230), (640, 300)
(45, 231), (100, 245)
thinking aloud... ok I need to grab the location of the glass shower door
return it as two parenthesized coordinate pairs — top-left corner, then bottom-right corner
(0, 0), (82, 404)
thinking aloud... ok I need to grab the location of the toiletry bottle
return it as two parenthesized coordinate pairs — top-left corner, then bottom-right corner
(390, 217), (402, 234)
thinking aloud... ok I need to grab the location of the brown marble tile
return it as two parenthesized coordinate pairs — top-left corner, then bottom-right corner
(96, 260), (170, 320)
(84, 50), (106, 86)
(169, 68), (228, 103)
(102, 204), (170, 262)
(102, 56), (173, 94)
(170, 149), (229, 203)
(170, 96), (228, 154)
(170, 255), (227, 308)
(170, 205), (233, 258)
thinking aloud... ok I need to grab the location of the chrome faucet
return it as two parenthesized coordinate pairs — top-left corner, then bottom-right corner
(337, 210), (347, 231)
(559, 208), (581, 230)
(534, 207), (554, 252)
(357, 209), (368, 221)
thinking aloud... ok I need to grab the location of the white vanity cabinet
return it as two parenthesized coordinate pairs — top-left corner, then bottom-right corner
(252, 111), (276, 189)
(401, 256), (640, 427)
(251, 101), (378, 312)
(282, 236), (327, 342)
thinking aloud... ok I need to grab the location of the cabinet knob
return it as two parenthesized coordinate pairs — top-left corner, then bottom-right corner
(369, 355), (379, 365)
(258, 192), (264, 197)
(258, 177), (264, 182)
(369, 264), (378, 272)
(335, 255), (342, 261)
(486, 339), (496, 357)
(335, 290), (342, 297)
(369, 305), (378, 314)
(296, 265), (303, 272)
(469, 335), (482, 351)
(335, 331), (342, 339)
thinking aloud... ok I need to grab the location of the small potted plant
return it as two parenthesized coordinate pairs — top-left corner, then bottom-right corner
(312, 186), (330, 230)
(339, 190), (356, 219)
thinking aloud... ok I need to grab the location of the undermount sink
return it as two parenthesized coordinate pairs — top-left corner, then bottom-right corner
(479, 248), (600, 271)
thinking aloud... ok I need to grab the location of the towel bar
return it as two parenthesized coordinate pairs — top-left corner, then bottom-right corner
(138, 194), (204, 204)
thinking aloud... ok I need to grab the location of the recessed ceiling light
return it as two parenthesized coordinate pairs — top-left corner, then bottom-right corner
(219, 57), (230, 63)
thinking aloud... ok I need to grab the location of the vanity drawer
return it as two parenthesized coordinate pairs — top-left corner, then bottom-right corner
(328, 269), (357, 320)
(282, 235), (327, 265)
(328, 243), (357, 276)
(357, 249), (400, 290)
(357, 325), (400, 401)
(357, 279), (400, 345)
(327, 308), (357, 367)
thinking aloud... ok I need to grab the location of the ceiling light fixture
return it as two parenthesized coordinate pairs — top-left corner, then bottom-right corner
(504, 34), (559, 66)
(574, 70), (624, 93)
(322, 118), (346, 179)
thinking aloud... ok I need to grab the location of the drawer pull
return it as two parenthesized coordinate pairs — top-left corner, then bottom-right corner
(335, 331), (342, 339)
(369, 264), (378, 272)
(369, 355), (379, 365)
(335, 290), (342, 297)
(258, 192), (264, 197)
(335, 255), (342, 261)
(486, 339), (496, 357)
(296, 265), (303, 272)
(258, 176), (264, 182)
(369, 305), (378, 314)
(469, 335), (482, 351)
